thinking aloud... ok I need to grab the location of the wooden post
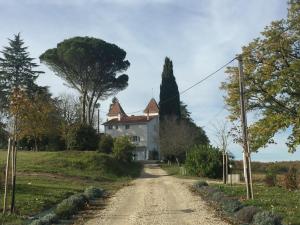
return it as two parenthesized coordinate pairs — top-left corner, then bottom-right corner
(3, 138), (11, 214)
(225, 152), (229, 184)
(248, 142), (254, 198)
(238, 55), (254, 199)
(223, 151), (226, 184)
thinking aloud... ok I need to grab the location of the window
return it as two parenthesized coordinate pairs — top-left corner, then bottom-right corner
(108, 125), (112, 130)
(131, 136), (140, 142)
(125, 125), (130, 129)
(115, 125), (118, 129)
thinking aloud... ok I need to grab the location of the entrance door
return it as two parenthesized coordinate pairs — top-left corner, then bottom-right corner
(134, 147), (147, 160)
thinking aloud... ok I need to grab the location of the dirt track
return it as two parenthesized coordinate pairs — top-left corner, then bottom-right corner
(85, 164), (229, 225)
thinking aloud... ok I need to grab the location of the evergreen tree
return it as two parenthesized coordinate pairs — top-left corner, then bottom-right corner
(159, 57), (181, 120)
(0, 33), (43, 111)
(40, 36), (129, 125)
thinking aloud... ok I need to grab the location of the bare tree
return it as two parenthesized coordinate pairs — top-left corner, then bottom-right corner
(212, 120), (231, 184)
(56, 93), (81, 150)
(160, 117), (197, 165)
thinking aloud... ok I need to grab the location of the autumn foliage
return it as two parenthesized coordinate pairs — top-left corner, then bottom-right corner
(10, 88), (57, 151)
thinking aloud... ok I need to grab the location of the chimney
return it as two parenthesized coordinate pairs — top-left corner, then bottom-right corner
(118, 113), (121, 121)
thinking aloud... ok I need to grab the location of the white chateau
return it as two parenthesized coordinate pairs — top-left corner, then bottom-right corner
(103, 98), (160, 160)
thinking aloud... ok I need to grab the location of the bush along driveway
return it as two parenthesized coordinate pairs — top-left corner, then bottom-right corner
(191, 181), (283, 225)
(29, 187), (104, 225)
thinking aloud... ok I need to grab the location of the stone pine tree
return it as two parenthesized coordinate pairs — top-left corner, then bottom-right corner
(0, 33), (43, 112)
(40, 36), (129, 125)
(159, 57), (181, 120)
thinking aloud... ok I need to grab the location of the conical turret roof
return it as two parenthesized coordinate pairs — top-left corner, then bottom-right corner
(144, 98), (159, 114)
(108, 100), (127, 117)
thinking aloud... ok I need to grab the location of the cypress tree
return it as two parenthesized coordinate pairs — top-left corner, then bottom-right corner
(159, 57), (181, 120)
(0, 33), (43, 111)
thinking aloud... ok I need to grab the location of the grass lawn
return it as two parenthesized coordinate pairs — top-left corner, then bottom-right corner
(0, 151), (142, 225)
(159, 164), (197, 179)
(160, 164), (181, 176)
(212, 183), (300, 225)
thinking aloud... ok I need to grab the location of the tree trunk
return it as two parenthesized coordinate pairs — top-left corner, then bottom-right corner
(175, 157), (180, 167)
(87, 98), (93, 125)
(34, 137), (38, 151)
(86, 90), (97, 125)
(81, 91), (87, 124)
(10, 137), (17, 214)
(91, 96), (100, 127)
(3, 138), (11, 214)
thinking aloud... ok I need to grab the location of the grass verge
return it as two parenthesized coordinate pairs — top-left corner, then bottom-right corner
(160, 164), (200, 180)
(0, 151), (142, 225)
(212, 183), (300, 225)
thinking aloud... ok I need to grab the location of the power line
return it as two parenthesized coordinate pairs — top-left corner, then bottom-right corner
(126, 57), (236, 115)
(202, 106), (226, 127)
(180, 57), (236, 95)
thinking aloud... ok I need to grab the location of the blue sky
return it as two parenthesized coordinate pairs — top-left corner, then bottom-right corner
(1, 0), (298, 161)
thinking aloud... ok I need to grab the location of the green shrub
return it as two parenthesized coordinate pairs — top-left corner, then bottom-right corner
(113, 136), (134, 162)
(235, 206), (260, 224)
(221, 199), (243, 213)
(148, 150), (159, 160)
(29, 213), (58, 225)
(193, 181), (208, 189)
(252, 211), (282, 225)
(99, 134), (114, 153)
(265, 172), (277, 187)
(54, 193), (87, 219)
(203, 186), (220, 198)
(185, 145), (222, 178)
(284, 167), (298, 191)
(211, 191), (226, 202)
(267, 163), (289, 174)
(69, 124), (99, 150)
(84, 186), (104, 200)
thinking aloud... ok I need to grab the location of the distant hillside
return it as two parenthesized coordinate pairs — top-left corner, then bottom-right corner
(233, 160), (300, 174)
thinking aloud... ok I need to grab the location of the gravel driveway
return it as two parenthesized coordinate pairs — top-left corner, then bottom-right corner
(85, 164), (229, 225)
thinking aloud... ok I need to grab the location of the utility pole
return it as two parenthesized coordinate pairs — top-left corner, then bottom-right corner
(237, 55), (254, 199)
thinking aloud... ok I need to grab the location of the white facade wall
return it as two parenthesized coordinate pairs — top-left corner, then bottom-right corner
(104, 123), (148, 147)
(104, 117), (160, 160)
(146, 117), (160, 158)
